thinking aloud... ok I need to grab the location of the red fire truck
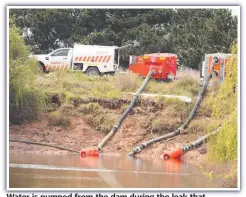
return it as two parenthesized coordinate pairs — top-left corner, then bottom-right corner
(128, 53), (177, 80)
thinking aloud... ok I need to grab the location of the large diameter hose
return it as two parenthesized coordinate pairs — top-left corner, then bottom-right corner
(181, 126), (221, 153)
(127, 60), (216, 157)
(163, 126), (221, 160)
(97, 69), (155, 151)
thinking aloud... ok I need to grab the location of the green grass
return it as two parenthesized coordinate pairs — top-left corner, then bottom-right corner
(37, 69), (200, 105)
(158, 97), (193, 119)
(205, 44), (238, 162)
(207, 111), (237, 162)
(145, 68), (200, 97)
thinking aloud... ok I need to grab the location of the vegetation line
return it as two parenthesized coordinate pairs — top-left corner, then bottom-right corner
(9, 139), (80, 154)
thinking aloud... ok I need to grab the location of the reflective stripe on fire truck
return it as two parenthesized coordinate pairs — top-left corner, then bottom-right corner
(45, 64), (69, 70)
(98, 56), (103, 62)
(95, 56), (99, 62)
(102, 56), (107, 62)
(74, 55), (112, 63)
(86, 56), (91, 61)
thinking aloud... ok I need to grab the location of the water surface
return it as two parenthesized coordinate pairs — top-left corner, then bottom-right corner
(9, 153), (215, 188)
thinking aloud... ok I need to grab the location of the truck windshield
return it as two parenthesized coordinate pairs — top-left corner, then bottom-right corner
(51, 49), (70, 56)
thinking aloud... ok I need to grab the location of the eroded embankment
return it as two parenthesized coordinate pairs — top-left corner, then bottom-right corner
(10, 95), (207, 162)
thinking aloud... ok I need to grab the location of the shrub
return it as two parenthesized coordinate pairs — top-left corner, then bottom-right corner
(76, 103), (101, 115)
(48, 111), (71, 127)
(9, 21), (45, 124)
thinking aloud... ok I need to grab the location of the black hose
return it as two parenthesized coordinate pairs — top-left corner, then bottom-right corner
(9, 139), (80, 154)
(127, 61), (216, 156)
(182, 126), (221, 152)
(97, 69), (155, 150)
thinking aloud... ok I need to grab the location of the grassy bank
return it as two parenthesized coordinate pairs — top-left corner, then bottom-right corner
(197, 44), (238, 187)
(37, 68), (200, 102)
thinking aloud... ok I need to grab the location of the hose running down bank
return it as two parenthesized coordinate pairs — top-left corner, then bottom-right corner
(9, 139), (80, 153)
(97, 69), (156, 151)
(163, 126), (221, 160)
(127, 60), (217, 157)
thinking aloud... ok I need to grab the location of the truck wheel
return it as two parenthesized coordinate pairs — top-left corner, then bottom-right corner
(109, 72), (115, 76)
(39, 62), (46, 73)
(85, 67), (100, 76)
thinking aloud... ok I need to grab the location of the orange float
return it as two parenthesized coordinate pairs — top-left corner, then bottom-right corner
(163, 148), (182, 160)
(80, 149), (99, 157)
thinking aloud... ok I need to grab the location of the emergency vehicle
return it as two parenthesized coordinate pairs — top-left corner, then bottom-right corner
(35, 44), (120, 75)
(128, 53), (177, 80)
(201, 53), (235, 82)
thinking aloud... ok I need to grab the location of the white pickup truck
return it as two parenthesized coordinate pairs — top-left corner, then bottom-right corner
(35, 44), (120, 75)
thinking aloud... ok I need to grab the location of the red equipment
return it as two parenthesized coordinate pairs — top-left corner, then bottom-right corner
(80, 149), (100, 157)
(129, 53), (177, 80)
(163, 148), (182, 160)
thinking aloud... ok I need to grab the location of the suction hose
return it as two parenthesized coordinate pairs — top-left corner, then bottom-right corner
(9, 139), (80, 153)
(127, 58), (217, 157)
(97, 69), (155, 151)
(163, 126), (221, 160)
(79, 69), (156, 157)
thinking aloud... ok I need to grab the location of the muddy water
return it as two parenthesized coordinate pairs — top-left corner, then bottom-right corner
(9, 153), (215, 188)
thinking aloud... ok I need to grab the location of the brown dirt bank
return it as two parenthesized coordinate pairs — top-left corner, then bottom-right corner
(9, 112), (206, 164)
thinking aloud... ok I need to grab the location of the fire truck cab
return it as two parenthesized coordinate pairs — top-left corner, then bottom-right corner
(129, 53), (177, 81)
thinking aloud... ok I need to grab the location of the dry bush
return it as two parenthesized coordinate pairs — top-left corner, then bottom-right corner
(115, 73), (141, 91)
(176, 67), (200, 82)
(59, 103), (74, 115)
(162, 98), (193, 119)
(188, 118), (221, 133)
(48, 111), (71, 127)
(85, 113), (119, 133)
(151, 117), (180, 134)
(76, 103), (101, 115)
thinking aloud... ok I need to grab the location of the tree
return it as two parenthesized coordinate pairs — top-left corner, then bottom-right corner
(10, 8), (237, 69)
(169, 9), (237, 68)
